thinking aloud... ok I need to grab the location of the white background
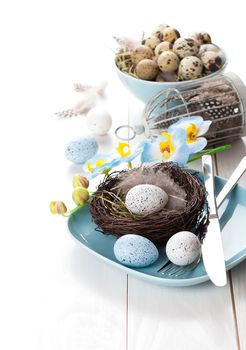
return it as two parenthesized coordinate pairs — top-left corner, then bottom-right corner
(0, 1), (246, 349)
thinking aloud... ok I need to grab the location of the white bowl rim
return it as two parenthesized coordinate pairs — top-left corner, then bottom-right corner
(115, 45), (228, 86)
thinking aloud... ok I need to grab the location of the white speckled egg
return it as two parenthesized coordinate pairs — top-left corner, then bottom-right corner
(125, 184), (168, 215)
(166, 231), (201, 266)
(114, 234), (159, 267)
(65, 136), (98, 164)
(86, 106), (112, 136)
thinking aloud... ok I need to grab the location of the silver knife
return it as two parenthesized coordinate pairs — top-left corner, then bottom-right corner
(216, 156), (246, 207)
(202, 155), (227, 286)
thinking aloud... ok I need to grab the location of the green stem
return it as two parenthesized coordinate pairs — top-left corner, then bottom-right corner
(128, 161), (132, 169)
(188, 144), (231, 163)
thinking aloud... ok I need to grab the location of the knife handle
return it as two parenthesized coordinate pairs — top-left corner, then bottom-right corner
(216, 156), (246, 208)
(202, 155), (217, 216)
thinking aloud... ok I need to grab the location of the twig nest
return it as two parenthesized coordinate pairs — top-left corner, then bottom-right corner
(157, 51), (180, 72)
(114, 234), (159, 267)
(90, 163), (208, 245)
(166, 231), (201, 266)
(136, 59), (159, 80)
(161, 27), (180, 43)
(178, 56), (203, 80)
(125, 184), (168, 215)
(173, 38), (200, 58)
(200, 51), (223, 72)
(189, 32), (212, 45)
(155, 41), (173, 56)
(131, 45), (153, 65)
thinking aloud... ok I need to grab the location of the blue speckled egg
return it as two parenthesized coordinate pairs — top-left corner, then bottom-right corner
(65, 136), (98, 164)
(114, 234), (159, 268)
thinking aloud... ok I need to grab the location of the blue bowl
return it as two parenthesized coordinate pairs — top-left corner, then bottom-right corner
(115, 48), (228, 103)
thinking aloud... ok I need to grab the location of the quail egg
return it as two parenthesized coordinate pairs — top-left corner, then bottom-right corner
(161, 27), (180, 43)
(178, 56), (203, 80)
(131, 45), (153, 65)
(136, 59), (159, 80)
(114, 234), (159, 268)
(166, 231), (201, 266)
(142, 36), (161, 50)
(198, 44), (220, 57)
(200, 51), (223, 72)
(173, 38), (200, 58)
(65, 136), (98, 164)
(152, 23), (170, 39)
(189, 32), (212, 45)
(157, 51), (180, 73)
(125, 184), (168, 215)
(155, 41), (173, 56)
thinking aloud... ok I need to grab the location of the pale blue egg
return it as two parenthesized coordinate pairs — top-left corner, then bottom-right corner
(65, 136), (98, 164)
(114, 234), (159, 268)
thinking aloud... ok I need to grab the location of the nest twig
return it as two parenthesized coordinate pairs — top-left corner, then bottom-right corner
(90, 163), (208, 245)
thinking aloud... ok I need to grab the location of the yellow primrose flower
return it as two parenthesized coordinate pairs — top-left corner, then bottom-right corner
(159, 132), (176, 159)
(116, 142), (131, 158)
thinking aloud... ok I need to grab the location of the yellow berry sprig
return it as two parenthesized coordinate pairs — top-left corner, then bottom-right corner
(49, 174), (90, 217)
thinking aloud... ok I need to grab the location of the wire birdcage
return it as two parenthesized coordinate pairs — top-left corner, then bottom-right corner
(115, 73), (246, 145)
(143, 73), (246, 145)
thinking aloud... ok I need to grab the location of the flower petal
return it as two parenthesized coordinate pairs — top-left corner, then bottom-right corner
(188, 137), (207, 153)
(169, 143), (191, 165)
(140, 140), (162, 163)
(168, 116), (203, 133)
(197, 121), (212, 136)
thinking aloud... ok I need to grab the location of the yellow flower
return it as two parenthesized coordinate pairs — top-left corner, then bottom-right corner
(87, 158), (107, 172)
(72, 187), (89, 205)
(159, 132), (176, 159)
(49, 201), (67, 214)
(116, 142), (131, 158)
(186, 123), (199, 144)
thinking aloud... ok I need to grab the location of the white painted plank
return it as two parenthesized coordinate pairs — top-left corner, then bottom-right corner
(127, 96), (237, 350)
(216, 137), (246, 350)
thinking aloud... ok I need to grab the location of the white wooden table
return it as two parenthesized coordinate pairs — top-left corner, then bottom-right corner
(1, 1), (246, 349)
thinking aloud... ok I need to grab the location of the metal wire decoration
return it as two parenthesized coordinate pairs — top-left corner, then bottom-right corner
(115, 73), (246, 144)
(143, 73), (246, 145)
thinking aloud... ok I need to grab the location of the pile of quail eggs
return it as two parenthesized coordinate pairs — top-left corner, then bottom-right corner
(116, 23), (225, 82)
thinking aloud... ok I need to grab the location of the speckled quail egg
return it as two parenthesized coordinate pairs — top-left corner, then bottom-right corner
(198, 44), (220, 57)
(178, 56), (203, 80)
(86, 106), (112, 136)
(114, 234), (159, 268)
(125, 184), (168, 215)
(65, 136), (98, 164)
(157, 51), (179, 73)
(155, 41), (173, 56)
(189, 32), (212, 45)
(136, 59), (159, 80)
(166, 231), (201, 266)
(131, 45), (153, 65)
(155, 71), (178, 82)
(200, 51), (223, 72)
(173, 38), (200, 58)
(152, 23), (170, 39)
(161, 27), (180, 43)
(142, 36), (161, 50)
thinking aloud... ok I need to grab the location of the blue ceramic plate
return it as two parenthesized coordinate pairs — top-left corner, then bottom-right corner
(68, 176), (246, 287)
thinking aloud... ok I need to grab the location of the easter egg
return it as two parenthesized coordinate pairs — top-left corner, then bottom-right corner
(65, 136), (98, 164)
(114, 234), (159, 268)
(86, 106), (112, 136)
(125, 184), (168, 215)
(166, 231), (201, 266)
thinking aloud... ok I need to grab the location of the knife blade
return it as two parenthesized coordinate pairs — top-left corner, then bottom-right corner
(202, 155), (227, 287)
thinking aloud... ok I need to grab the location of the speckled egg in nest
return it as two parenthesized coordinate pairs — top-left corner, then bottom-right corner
(90, 163), (208, 245)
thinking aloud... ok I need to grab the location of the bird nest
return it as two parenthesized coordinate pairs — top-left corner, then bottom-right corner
(90, 162), (208, 245)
